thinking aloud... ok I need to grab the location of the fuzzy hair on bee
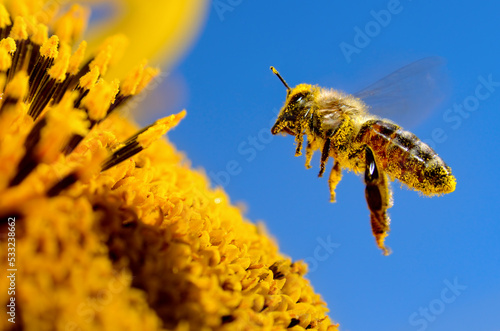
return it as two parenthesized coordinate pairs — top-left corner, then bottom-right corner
(270, 65), (456, 255)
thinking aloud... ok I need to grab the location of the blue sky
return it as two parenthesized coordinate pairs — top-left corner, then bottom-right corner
(140, 1), (500, 330)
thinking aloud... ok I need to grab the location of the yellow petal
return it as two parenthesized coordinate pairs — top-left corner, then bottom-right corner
(77, 0), (209, 78)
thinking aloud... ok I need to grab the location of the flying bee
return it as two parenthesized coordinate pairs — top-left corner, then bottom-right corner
(269, 59), (456, 255)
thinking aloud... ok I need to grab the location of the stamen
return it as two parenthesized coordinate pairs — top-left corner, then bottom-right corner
(28, 24), (48, 74)
(0, 71), (6, 95)
(69, 34), (128, 90)
(89, 45), (111, 77)
(7, 2), (29, 19)
(81, 78), (119, 122)
(0, 37), (16, 53)
(8, 17), (29, 82)
(0, 37), (17, 75)
(136, 67), (160, 94)
(0, 72), (28, 138)
(78, 66), (99, 91)
(72, 66), (99, 111)
(96, 34), (129, 67)
(0, 5), (11, 39)
(28, 51), (69, 119)
(52, 40), (87, 104)
(62, 77), (117, 155)
(68, 40), (87, 76)
(9, 92), (87, 186)
(47, 48), (69, 81)
(30, 23), (48, 46)
(9, 16), (28, 41)
(2, 4), (183, 189)
(0, 48), (12, 73)
(39, 34), (59, 58)
(101, 111), (186, 171)
(47, 147), (105, 197)
(120, 60), (146, 96)
(35, 94), (88, 162)
(1, 71), (28, 111)
(46, 173), (78, 197)
(32, 3), (58, 25)
(53, 5), (90, 44)
(27, 35), (59, 103)
(107, 61), (151, 114)
(136, 112), (186, 148)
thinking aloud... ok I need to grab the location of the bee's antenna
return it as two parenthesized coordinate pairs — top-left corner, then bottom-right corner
(270, 66), (291, 92)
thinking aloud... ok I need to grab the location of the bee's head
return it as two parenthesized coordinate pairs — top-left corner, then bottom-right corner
(270, 67), (315, 136)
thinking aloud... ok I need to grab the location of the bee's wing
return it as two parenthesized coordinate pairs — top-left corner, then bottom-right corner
(354, 57), (450, 129)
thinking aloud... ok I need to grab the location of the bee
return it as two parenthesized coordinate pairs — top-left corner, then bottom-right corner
(269, 61), (456, 255)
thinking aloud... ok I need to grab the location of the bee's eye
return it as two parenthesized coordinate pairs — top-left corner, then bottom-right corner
(290, 92), (307, 104)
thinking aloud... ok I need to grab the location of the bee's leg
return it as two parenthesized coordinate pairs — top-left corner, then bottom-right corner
(305, 139), (314, 169)
(328, 160), (342, 203)
(318, 140), (331, 177)
(294, 133), (304, 156)
(364, 146), (392, 256)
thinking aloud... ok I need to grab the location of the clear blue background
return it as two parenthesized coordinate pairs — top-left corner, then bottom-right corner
(141, 1), (500, 330)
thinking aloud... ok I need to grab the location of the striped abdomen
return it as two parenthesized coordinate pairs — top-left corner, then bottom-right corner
(357, 120), (456, 195)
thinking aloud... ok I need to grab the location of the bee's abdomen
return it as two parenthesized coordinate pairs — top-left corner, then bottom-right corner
(357, 120), (456, 195)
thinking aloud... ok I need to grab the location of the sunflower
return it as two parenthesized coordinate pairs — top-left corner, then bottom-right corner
(0, 1), (338, 330)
